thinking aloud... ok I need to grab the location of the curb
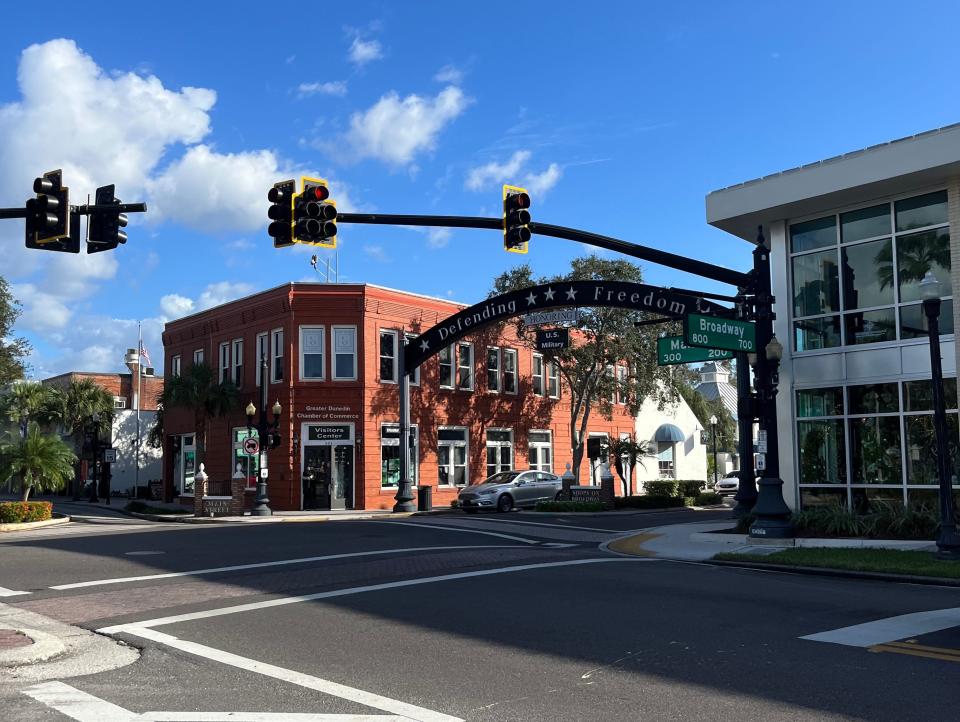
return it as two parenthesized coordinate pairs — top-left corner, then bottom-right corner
(691, 529), (938, 551)
(0, 515), (71, 533)
(708, 559), (960, 587)
(0, 627), (64, 667)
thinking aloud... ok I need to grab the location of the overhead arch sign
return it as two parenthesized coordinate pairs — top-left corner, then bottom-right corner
(404, 280), (728, 371)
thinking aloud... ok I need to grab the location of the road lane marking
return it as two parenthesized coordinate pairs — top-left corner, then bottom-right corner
(373, 521), (540, 544)
(801, 607), (960, 647)
(23, 680), (136, 721)
(869, 641), (960, 663)
(98, 558), (650, 634)
(23, 680), (416, 720)
(461, 518), (618, 533)
(51, 545), (524, 590)
(123, 627), (463, 721)
(0, 586), (30, 597)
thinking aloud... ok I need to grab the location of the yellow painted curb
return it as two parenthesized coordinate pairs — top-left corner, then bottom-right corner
(607, 532), (661, 557)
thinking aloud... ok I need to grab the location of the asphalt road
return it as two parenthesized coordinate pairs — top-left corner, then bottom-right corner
(3, 505), (960, 721)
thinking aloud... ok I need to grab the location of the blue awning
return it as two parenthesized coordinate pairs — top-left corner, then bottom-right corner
(654, 423), (686, 443)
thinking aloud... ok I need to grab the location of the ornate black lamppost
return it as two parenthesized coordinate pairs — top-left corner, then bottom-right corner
(88, 411), (101, 503)
(919, 271), (960, 559)
(709, 414), (719, 488)
(246, 355), (281, 517)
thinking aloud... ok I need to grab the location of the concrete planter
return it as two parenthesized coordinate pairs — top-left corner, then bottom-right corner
(0, 513), (70, 533)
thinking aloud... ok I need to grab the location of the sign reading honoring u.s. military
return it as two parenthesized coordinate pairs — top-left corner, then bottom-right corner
(403, 281), (728, 372)
(536, 328), (569, 351)
(657, 335), (734, 366)
(683, 313), (756, 353)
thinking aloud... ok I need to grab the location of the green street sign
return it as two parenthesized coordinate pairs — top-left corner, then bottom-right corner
(657, 336), (734, 366)
(683, 313), (756, 353)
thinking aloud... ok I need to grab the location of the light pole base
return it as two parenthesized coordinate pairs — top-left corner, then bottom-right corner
(393, 482), (416, 513)
(749, 475), (793, 539)
(935, 529), (960, 560)
(251, 481), (271, 516)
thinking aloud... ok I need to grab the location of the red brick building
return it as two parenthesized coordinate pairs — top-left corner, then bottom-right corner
(161, 283), (636, 511)
(42, 370), (163, 412)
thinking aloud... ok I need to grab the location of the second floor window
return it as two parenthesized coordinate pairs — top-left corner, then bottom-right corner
(193, 349), (203, 365)
(300, 326), (324, 380)
(547, 359), (560, 398)
(233, 339), (243, 389)
(503, 349), (517, 394)
(439, 346), (454, 389)
(458, 342), (473, 391)
(532, 354), (544, 396)
(219, 342), (230, 384)
(486, 347), (500, 392)
(171, 355), (181, 378)
(380, 330), (397, 383)
(256, 332), (268, 386)
(271, 329), (283, 383)
(333, 326), (357, 380)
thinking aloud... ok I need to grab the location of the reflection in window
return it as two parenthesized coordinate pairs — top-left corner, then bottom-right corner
(904, 378), (959, 411)
(896, 228), (951, 303)
(842, 239), (892, 310)
(792, 250), (840, 317)
(794, 317), (841, 351)
(840, 204), (889, 243)
(848, 383), (899, 415)
(900, 302), (954, 339)
(796, 387), (843, 418)
(798, 420), (846, 484)
(844, 308), (896, 346)
(849, 417), (901, 485)
(790, 216), (836, 253)
(895, 190), (947, 232)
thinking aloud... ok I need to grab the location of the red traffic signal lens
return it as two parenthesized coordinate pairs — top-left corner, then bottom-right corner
(308, 185), (330, 201)
(505, 192), (530, 211)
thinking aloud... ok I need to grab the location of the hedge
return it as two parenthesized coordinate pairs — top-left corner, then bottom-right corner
(694, 491), (723, 506)
(643, 480), (707, 498)
(614, 495), (691, 510)
(0, 501), (53, 524)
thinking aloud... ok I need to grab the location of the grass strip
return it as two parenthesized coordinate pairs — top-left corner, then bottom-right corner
(715, 547), (960, 579)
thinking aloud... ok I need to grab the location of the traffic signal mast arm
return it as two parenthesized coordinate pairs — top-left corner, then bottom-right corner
(0, 202), (146, 219)
(336, 212), (752, 288)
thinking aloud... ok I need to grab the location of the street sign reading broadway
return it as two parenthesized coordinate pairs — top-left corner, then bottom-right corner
(684, 313), (756, 353)
(404, 280), (728, 371)
(657, 335), (734, 366)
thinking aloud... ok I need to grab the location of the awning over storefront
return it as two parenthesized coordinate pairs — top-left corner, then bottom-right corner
(653, 423), (685, 443)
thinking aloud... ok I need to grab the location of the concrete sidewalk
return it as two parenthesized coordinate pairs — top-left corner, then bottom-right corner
(603, 520), (938, 561)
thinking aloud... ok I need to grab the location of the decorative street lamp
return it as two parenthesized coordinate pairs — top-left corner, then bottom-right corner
(246, 355), (282, 517)
(709, 414), (719, 488)
(919, 271), (960, 558)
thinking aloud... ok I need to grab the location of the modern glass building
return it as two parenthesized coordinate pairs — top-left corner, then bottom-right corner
(706, 124), (960, 509)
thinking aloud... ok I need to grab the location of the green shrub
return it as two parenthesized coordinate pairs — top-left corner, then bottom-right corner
(614, 495), (687, 510)
(678, 480), (706, 497)
(791, 503), (865, 537)
(535, 501), (605, 513)
(862, 501), (938, 540)
(643, 480), (678, 497)
(695, 491), (723, 506)
(0, 501), (53, 523)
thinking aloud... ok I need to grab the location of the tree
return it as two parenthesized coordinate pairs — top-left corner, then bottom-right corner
(677, 381), (736, 452)
(607, 433), (653, 496)
(0, 276), (31, 385)
(0, 382), (60, 438)
(490, 255), (679, 481)
(48, 379), (116, 496)
(158, 363), (238, 467)
(0, 423), (76, 500)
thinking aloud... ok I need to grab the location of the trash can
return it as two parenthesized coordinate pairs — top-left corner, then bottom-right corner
(417, 485), (433, 512)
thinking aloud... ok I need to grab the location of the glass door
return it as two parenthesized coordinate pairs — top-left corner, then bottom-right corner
(331, 444), (354, 509)
(303, 446), (332, 510)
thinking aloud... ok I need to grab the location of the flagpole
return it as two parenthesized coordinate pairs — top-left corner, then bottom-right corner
(135, 321), (142, 499)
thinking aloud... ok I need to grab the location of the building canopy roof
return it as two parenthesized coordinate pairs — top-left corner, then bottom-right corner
(653, 423), (686, 443)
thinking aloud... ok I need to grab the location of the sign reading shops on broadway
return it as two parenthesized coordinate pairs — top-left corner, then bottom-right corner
(683, 313), (756, 353)
(657, 335), (734, 366)
(403, 281), (727, 372)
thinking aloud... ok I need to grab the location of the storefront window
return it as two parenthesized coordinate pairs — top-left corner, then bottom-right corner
(794, 316), (841, 352)
(233, 428), (259, 488)
(848, 416), (901, 485)
(797, 420), (845, 485)
(792, 250), (840, 317)
(528, 430), (552, 472)
(791, 216), (836, 253)
(438, 428), (468, 486)
(796, 387), (843, 418)
(380, 424), (418, 488)
(841, 238), (893, 310)
(897, 228), (951, 303)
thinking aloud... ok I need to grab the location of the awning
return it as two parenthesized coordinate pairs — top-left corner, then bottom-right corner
(653, 423), (686, 443)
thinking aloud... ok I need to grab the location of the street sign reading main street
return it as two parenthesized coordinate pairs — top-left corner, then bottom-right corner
(657, 335), (734, 366)
(684, 313), (756, 353)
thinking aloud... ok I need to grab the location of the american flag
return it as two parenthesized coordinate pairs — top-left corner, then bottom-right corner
(139, 340), (153, 369)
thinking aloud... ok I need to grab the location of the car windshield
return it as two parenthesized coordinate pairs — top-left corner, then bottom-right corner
(479, 472), (520, 485)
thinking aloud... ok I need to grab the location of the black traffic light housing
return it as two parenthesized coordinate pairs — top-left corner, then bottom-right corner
(26, 169), (71, 248)
(292, 177), (337, 248)
(267, 179), (295, 248)
(88, 184), (128, 254)
(503, 184), (531, 253)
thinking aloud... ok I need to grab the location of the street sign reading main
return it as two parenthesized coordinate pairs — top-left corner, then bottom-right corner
(684, 313), (756, 353)
(657, 335), (734, 366)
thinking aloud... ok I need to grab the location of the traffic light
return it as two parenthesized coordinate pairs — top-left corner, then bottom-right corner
(267, 179), (295, 248)
(26, 169), (70, 246)
(87, 184), (128, 254)
(292, 177), (337, 248)
(502, 184), (531, 253)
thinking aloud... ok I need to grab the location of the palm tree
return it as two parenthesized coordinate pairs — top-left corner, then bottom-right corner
(608, 433), (653, 497)
(0, 423), (76, 500)
(159, 363), (238, 468)
(0, 381), (60, 438)
(48, 379), (115, 497)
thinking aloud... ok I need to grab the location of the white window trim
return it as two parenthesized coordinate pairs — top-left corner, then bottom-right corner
(380, 329), (398, 384)
(486, 346), (501, 394)
(255, 332), (268, 386)
(528, 429), (553, 473)
(548, 358), (560, 399)
(219, 342), (230, 384)
(439, 346), (455, 390)
(457, 342), (474, 391)
(299, 325), (325, 382)
(193, 349), (204, 365)
(232, 339), (244, 388)
(503, 348), (518, 395)
(271, 328), (284, 384)
(532, 353), (545, 397)
(485, 427), (514, 476)
(404, 333), (420, 386)
(437, 426), (469, 487)
(171, 355), (181, 378)
(332, 325), (358, 381)
(113, 396), (127, 410)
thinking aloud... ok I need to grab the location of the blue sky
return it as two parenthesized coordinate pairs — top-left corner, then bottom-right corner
(2, 1), (959, 377)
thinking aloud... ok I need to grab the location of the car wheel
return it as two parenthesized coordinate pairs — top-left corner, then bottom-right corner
(497, 494), (513, 513)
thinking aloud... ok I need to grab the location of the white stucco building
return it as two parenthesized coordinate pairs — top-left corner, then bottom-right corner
(707, 123), (960, 510)
(631, 390), (707, 485)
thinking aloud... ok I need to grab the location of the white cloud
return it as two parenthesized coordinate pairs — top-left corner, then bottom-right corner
(363, 245), (388, 262)
(160, 293), (194, 319)
(10, 284), (71, 330)
(197, 281), (255, 310)
(426, 228), (451, 249)
(349, 38), (383, 66)
(524, 163), (562, 196)
(465, 150), (563, 197)
(297, 80), (347, 98)
(344, 86), (469, 166)
(465, 150), (531, 191)
(434, 65), (463, 84)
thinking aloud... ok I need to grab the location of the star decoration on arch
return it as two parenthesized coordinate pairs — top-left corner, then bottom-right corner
(525, 291), (538, 306)
(543, 287), (556, 301)
(419, 339), (430, 352)
(565, 286), (578, 301)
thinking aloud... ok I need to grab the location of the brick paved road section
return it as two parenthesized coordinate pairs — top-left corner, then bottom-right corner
(0, 628), (33, 649)
(11, 546), (573, 626)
